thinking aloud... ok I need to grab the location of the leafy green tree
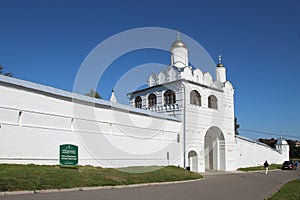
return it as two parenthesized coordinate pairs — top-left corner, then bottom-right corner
(258, 138), (276, 148)
(287, 140), (300, 159)
(234, 117), (240, 135)
(85, 89), (102, 99)
(0, 65), (13, 77)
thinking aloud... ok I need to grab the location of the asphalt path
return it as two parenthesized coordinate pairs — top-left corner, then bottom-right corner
(1, 170), (299, 200)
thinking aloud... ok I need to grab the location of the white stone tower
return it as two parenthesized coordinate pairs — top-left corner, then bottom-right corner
(216, 55), (226, 83)
(129, 34), (236, 172)
(275, 137), (290, 161)
(170, 32), (188, 69)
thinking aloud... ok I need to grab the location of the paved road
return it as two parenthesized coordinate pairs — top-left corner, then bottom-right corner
(1, 170), (299, 200)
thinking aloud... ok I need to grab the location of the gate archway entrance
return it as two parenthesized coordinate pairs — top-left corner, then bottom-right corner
(204, 126), (225, 171)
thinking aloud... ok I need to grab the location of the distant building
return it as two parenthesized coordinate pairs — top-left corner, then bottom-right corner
(295, 141), (300, 148)
(0, 35), (289, 172)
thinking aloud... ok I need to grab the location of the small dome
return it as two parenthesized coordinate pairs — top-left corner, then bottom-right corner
(276, 137), (288, 145)
(217, 55), (225, 68)
(217, 63), (224, 68)
(171, 40), (187, 50)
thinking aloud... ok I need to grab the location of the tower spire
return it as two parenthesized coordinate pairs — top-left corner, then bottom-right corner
(216, 54), (226, 82)
(170, 30), (188, 69)
(110, 89), (118, 103)
(217, 54), (224, 68)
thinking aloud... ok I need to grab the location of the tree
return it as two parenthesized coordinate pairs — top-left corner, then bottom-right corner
(0, 65), (13, 77)
(287, 140), (300, 159)
(234, 117), (240, 135)
(258, 138), (276, 148)
(259, 138), (300, 159)
(85, 89), (102, 99)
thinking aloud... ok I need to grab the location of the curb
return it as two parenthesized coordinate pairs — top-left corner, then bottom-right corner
(1, 191), (34, 196)
(0, 178), (203, 196)
(266, 177), (299, 199)
(238, 169), (281, 173)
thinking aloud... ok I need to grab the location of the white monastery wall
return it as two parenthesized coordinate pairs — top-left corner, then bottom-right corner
(0, 77), (182, 167)
(236, 136), (286, 168)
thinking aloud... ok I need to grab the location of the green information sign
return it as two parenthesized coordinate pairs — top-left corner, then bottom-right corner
(59, 144), (78, 166)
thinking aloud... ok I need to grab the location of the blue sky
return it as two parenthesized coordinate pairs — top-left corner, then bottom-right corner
(0, 0), (299, 140)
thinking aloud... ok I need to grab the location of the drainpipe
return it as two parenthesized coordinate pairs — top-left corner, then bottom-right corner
(182, 81), (186, 169)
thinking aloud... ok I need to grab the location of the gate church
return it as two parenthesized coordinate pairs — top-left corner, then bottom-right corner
(129, 35), (236, 172)
(0, 35), (289, 172)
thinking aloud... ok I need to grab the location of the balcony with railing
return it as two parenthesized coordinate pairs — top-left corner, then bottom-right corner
(145, 104), (180, 112)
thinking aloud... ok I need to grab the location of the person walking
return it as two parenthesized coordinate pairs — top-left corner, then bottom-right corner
(264, 160), (269, 174)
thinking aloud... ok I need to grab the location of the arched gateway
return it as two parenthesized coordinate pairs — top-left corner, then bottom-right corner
(204, 126), (226, 171)
(188, 150), (198, 172)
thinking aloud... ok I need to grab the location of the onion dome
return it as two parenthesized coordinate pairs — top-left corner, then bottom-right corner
(170, 31), (187, 50)
(171, 40), (187, 49)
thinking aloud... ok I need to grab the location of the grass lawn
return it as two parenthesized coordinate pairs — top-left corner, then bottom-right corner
(268, 179), (300, 200)
(238, 164), (281, 172)
(0, 164), (202, 192)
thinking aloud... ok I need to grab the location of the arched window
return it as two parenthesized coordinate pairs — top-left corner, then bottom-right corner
(18, 111), (22, 127)
(164, 90), (176, 105)
(148, 93), (157, 107)
(135, 96), (142, 109)
(208, 95), (218, 109)
(190, 90), (201, 106)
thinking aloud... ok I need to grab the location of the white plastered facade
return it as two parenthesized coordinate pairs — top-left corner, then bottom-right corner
(129, 38), (289, 172)
(0, 38), (289, 172)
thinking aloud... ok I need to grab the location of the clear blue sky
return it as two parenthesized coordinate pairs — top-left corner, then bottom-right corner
(0, 0), (299, 140)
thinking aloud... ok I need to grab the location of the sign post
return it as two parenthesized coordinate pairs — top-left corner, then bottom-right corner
(59, 144), (78, 166)
(167, 152), (170, 166)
